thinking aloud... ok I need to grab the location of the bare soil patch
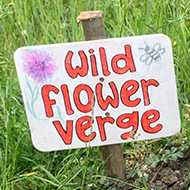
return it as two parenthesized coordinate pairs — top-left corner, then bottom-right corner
(124, 148), (190, 190)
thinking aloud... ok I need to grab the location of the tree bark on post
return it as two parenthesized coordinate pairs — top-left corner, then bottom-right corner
(77, 11), (125, 181)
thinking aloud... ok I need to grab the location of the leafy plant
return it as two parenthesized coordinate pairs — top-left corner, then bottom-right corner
(147, 147), (184, 168)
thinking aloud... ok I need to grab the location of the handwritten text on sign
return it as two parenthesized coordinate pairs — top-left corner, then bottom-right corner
(14, 34), (180, 151)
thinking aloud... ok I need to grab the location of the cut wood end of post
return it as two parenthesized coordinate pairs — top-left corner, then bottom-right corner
(77, 11), (103, 22)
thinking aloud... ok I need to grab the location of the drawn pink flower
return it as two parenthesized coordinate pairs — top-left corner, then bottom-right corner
(23, 50), (58, 83)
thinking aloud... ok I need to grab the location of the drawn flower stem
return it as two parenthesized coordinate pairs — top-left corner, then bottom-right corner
(25, 76), (39, 119)
(25, 77), (66, 127)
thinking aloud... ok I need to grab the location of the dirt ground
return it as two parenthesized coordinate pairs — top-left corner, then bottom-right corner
(148, 148), (190, 190)
(124, 148), (190, 190)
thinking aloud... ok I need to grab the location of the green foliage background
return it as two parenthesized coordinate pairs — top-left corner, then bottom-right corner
(0, 0), (190, 189)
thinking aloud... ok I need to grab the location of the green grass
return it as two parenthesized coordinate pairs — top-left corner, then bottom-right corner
(1, 0), (190, 189)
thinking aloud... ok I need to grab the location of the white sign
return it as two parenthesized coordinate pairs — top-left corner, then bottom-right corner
(14, 34), (180, 151)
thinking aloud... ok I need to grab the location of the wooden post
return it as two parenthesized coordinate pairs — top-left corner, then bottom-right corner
(77, 11), (125, 181)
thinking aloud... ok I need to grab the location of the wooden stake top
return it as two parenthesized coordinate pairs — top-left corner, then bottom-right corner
(77, 11), (103, 22)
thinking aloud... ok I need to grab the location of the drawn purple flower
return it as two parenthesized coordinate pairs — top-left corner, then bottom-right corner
(23, 50), (58, 83)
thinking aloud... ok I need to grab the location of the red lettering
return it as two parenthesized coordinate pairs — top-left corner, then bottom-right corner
(74, 84), (94, 113)
(65, 50), (88, 78)
(141, 79), (159, 106)
(41, 85), (59, 117)
(76, 116), (96, 142)
(121, 80), (141, 107)
(141, 109), (162, 133)
(89, 49), (98, 76)
(99, 47), (111, 76)
(96, 81), (119, 110)
(116, 112), (138, 140)
(61, 84), (74, 115)
(53, 120), (73, 145)
(111, 45), (136, 74)
(96, 116), (115, 141)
